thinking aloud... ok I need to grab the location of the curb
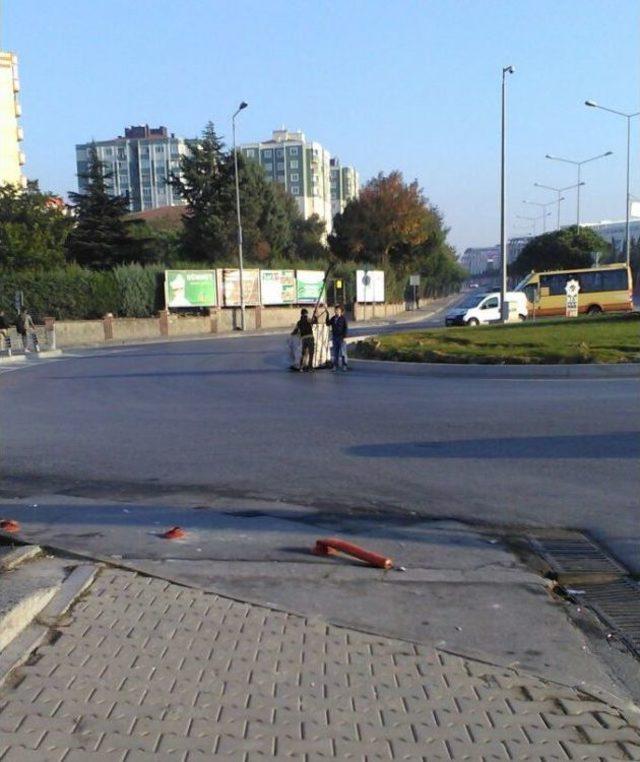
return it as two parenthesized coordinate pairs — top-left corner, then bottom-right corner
(0, 563), (98, 686)
(349, 357), (640, 379)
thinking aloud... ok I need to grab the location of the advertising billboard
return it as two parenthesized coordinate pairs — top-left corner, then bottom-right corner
(221, 269), (260, 306)
(260, 270), (296, 305)
(296, 270), (326, 303)
(356, 270), (385, 303)
(165, 270), (217, 309)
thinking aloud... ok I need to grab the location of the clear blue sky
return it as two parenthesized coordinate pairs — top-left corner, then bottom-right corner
(5, 0), (639, 253)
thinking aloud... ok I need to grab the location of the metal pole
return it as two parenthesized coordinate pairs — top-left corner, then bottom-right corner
(556, 190), (561, 230)
(500, 67), (513, 322)
(232, 116), (245, 331)
(625, 115), (631, 266)
(576, 165), (581, 227)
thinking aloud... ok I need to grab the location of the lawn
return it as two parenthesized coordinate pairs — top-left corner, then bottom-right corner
(352, 313), (640, 365)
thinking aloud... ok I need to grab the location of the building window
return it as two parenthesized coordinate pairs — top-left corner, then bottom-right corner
(290, 146), (299, 156)
(276, 148), (284, 157)
(263, 149), (272, 157)
(290, 160), (298, 169)
(277, 161), (284, 171)
(291, 186), (300, 195)
(263, 162), (273, 171)
(290, 173), (299, 182)
(246, 148), (255, 157)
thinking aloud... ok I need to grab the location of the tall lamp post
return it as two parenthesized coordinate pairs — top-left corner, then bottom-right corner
(534, 181), (584, 229)
(516, 212), (551, 237)
(232, 101), (248, 330)
(545, 150), (612, 228)
(522, 199), (560, 233)
(500, 65), (515, 322)
(585, 100), (639, 266)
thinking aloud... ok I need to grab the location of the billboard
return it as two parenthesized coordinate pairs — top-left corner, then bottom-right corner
(221, 269), (260, 306)
(165, 270), (217, 309)
(296, 270), (326, 303)
(356, 270), (385, 302)
(260, 270), (296, 305)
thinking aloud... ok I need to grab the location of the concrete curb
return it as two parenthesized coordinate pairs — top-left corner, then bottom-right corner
(349, 357), (640, 379)
(0, 355), (26, 366)
(0, 349), (63, 366)
(0, 563), (98, 686)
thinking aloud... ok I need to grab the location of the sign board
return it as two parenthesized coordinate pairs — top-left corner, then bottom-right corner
(565, 278), (580, 318)
(260, 270), (296, 305)
(356, 270), (385, 303)
(165, 270), (217, 309)
(296, 270), (326, 303)
(631, 201), (640, 218)
(222, 269), (260, 306)
(409, 274), (420, 287)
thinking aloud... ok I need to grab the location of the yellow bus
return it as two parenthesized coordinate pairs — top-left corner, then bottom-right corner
(515, 264), (633, 317)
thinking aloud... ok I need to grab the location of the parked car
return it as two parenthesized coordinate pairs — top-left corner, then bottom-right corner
(445, 291), (528, 326)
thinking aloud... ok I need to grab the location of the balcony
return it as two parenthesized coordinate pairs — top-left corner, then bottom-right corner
(18, 151), (26, 166)
(17, 127), (24, 141)
(13, 77), (20, 93)
(14, 101), (22, 117)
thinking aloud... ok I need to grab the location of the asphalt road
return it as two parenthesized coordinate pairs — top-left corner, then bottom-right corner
(1, 308), (639, 573)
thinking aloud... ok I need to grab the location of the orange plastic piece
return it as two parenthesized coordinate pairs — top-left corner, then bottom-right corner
(313, 537), (393, 569)
(162, 526), (186, 539)
(0, 519), (20, 533)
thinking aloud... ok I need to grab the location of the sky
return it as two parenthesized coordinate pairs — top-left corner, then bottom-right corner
(4, 0), (639, 254)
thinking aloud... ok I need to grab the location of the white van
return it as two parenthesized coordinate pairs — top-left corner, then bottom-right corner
(445, 291), (528, 326)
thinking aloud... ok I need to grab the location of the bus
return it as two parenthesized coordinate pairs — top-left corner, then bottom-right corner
(515, 264), (633, 317)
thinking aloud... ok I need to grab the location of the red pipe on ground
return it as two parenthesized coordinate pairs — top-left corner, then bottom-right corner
(313, 537), (393, 569)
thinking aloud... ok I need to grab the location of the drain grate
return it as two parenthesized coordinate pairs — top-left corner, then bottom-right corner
(531, 537), (626, 576)
(577, 578), (640, 655)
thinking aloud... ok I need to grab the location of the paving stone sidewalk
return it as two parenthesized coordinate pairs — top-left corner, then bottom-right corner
(1, 568), (639, 761)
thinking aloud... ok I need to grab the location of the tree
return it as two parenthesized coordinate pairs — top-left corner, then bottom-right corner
(329, 171), (463, 297)
(292, 214), (327, 262)
(0, 182), (73, 270)
(511, 226), (609, 277)
(170, 122), (322, 265)
(67, 145), (141, 268)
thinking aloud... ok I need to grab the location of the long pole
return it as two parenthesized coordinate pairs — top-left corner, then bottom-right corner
(500, 66), (513, 322)
(625, 115), (631, 266)
(232, 109), (246, 330)
(556, 191), (561, 230)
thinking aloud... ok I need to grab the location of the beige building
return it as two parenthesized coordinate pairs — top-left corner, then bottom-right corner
(0, 51), (26, 187)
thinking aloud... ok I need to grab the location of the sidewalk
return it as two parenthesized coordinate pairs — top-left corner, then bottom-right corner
(1, 565), (639, 761)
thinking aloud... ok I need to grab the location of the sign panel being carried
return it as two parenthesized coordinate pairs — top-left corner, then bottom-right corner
(260, 270), (296, 305)
(165, 270), (217, 309)
(222, 269), (260, 306)
(296, 270), (326, 303)
(356, 269), (385, 303)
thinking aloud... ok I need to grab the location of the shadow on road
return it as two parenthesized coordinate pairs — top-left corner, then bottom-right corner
(347, 431), (640, 459)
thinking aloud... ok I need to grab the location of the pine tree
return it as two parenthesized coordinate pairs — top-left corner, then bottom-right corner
(67, 145), (138, 268)
(170, 122), (233, 261)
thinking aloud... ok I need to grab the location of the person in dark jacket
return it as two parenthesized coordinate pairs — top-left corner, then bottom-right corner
(291, 309), (315, 371)
(327, 305), (348, 371)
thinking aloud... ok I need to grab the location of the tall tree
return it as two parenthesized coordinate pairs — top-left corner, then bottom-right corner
(67, 145), (139, 268)
(169, 122), (232, 261)
(0, 182), (73, 270)
(511, 226), (608, 277)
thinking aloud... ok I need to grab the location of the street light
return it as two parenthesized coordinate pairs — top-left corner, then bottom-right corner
(545, 150), (612, 228)
(500, 65), (515, 322)
(522, 199), (562, 233)
(232, 101), (248, 330)
(585, 100), (639, 267)
(534, 181), (585, 229)
(516, 211), (551, 237)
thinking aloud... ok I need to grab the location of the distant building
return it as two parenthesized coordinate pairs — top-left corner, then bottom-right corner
(75, 125), (189, 212)
(0, 50), (26, 187)
(330, 157), (359, 219)
(240, 129), (358, 232)
(507, 236), (530, 265)
(582, 219), (640, 259)
(459, 245), (501, 275)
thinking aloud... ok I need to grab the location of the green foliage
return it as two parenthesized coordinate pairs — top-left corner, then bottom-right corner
(170, 122), (324, 265)
(0, 182), (73, 270)
(67, 145), (143, 268)
(329, 171), (464, 298)
(112, 264), (163, 317)
(512, 226), (608, 276)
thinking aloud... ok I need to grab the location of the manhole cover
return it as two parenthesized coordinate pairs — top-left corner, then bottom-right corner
(531, 537), (626, 576)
